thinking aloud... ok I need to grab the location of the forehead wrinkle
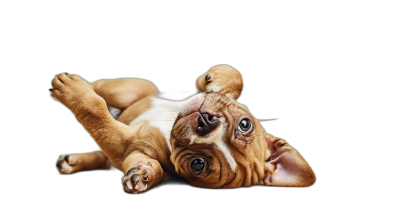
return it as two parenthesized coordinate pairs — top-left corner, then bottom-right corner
(228, 103), (250, 120)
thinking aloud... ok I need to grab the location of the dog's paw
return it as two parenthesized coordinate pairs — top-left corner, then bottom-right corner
(196, 65), (243, 100)
(50, 73), (101, 112)
(122, 161), (154, 194)
(56, 155), (76, 174)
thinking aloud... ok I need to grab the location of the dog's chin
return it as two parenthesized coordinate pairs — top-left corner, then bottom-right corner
(169, 94), (203, 145)
(175, 93), (206, 121)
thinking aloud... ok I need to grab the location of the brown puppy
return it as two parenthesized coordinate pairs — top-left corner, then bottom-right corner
(52, 65), (315, 193)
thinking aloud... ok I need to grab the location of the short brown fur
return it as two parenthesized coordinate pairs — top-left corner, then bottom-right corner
(51, 65), (315, 193)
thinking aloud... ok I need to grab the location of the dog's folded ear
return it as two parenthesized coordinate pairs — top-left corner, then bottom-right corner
(264, 134), (316, 187)
(196, 65), (243, 100)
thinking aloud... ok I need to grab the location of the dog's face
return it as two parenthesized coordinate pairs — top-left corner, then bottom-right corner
(170, 65), (315, 188)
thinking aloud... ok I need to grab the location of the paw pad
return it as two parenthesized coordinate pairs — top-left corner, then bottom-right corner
(123, 165), (152, 194)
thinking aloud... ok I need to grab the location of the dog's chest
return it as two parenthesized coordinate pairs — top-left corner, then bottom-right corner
(129, 97), (182, 150)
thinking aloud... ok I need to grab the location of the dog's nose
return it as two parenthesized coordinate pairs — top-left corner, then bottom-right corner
(197, 113), (220, 136)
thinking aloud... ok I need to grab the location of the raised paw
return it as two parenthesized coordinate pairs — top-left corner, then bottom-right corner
(196, 65), (243, 100)
(50, 73), (102, 113)
(56, 152), (111, 174)
(122, 161), (153, 194)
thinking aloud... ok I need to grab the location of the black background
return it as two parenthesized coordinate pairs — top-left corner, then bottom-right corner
(15, 26), (349, 221)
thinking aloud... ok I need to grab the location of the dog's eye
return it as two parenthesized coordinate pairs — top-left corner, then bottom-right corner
(238, 119), (252, 132)
(191, 158), (205, 173)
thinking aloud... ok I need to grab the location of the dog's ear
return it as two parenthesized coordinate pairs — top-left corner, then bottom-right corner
(264, 134), (316, 187)
(196, 65), (243, 100)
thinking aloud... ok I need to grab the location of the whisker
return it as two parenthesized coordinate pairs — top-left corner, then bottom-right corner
(175, 127), (188, 145)
(248, 132), (267, 144)
(174, 103), (180, 113)
(258, 118), (278, 122)
(229, 79), (238, 105)
(215, 94), (222, 108)
(216, 86), (228, 107)
(226, 80), (236, 105)
(161, 131), (171, 135)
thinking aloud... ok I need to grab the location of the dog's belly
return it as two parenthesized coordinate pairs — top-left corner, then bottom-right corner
(128, 96), (182, 150)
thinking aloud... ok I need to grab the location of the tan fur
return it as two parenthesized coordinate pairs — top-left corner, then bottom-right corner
(93, 78), (158, 109)
(56, 151), (110, 174)
(117, 96), (153, 125)
(51, 65), (315, 193)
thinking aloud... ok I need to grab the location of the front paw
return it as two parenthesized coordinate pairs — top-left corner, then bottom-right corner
(196, 65), (243, 100)
(122, 161), (154, 194)
(50, 73), (101, 113)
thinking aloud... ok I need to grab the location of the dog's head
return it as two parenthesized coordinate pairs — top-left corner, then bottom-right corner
(170, 65), (315, 188)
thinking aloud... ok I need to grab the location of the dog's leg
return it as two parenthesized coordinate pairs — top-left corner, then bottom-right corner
(56, 151), (110, 174)
(50, 73), (167, 193)
(50, 73), (144, 170)
(121, 151), (164, 194)
(54, 78), (158, 172)
(92, 78), (159, 109)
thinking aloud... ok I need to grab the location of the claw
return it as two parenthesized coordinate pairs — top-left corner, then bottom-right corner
(56, 157), (73, 173)
(56, 160), (64, 169)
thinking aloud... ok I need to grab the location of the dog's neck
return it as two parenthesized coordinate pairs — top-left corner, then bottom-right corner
(128, 93), (204, 151)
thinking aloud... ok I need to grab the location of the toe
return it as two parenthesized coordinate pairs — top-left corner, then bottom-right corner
(131, 174), (141, 185)
(51, 76), (63, 89)
(137, 161), (152, 168)
(56, 73), (71, 84)
(126, 167), (140, 176)
(65, 155), (78, 166)
(56, 160), (64, 169)
(141, 169), (149, 181)
(125, 180), (133, 190)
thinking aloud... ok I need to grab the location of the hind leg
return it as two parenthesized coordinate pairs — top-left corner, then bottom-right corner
(56, 151), (111, 174)
(92, 78), (159, 109)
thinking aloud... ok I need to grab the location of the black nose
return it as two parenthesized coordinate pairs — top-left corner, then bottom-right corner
(197, 113), (220, 136)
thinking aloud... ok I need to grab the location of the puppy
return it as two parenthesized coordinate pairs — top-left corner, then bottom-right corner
(52, 65), (315, 193)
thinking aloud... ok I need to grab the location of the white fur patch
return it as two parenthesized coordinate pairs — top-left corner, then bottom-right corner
(129, 97), (182, 150)
(127, 92), (237, 172)
(194, 120), (237, 171)
(180, 92), (206, 115)
(129, 93), (206, 151)
(206, 85), (221, 92)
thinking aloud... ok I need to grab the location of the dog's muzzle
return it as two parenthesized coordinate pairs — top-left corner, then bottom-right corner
(196, 112), (220, 136)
